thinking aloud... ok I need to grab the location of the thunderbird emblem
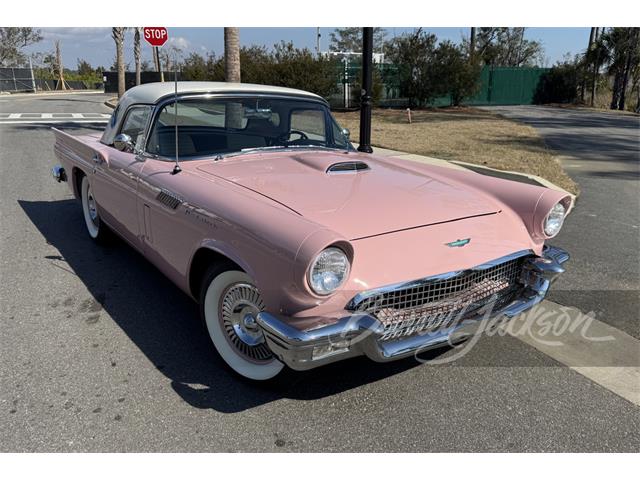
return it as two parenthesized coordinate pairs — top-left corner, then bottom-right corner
(445, 238), (471, 248)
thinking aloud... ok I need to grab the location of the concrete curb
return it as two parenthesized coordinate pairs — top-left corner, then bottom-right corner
(104, 98), (118, 109)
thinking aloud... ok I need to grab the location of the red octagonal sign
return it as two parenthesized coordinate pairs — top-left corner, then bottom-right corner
(143, 27), (168, 47)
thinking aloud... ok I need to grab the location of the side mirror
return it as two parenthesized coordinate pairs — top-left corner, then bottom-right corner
(113, 133), (134, 152)
(341, 128), (350, 140)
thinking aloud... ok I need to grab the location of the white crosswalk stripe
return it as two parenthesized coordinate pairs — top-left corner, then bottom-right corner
(0, 112), (111, 124)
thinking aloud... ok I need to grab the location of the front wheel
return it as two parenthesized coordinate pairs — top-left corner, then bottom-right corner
(200, 266), (284, 381)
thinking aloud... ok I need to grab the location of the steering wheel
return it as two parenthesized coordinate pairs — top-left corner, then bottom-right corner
(277, 129), (309, 145)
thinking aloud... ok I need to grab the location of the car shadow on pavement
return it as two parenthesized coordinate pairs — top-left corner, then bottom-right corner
(19, 199), (436, 413)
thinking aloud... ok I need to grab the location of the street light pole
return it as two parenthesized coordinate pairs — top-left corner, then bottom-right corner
(357, 27), (373, 153)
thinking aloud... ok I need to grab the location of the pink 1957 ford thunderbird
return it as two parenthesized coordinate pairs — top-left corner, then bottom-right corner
(52, 82), (571, 380)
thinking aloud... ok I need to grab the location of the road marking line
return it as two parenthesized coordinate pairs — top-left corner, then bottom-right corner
(71, 113), (83, 118)
(8, 113), (21, 119)
(41, 113), (53, 119)
(507, 300), (640, 406)
(0, 119), (109, 125)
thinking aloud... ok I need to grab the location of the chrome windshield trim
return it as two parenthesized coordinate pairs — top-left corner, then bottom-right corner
(143, 92), (333, 157)
(345, 249), (534, 310)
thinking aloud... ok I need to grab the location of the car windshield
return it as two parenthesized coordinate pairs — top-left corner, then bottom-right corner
(146, 96), (352, 159)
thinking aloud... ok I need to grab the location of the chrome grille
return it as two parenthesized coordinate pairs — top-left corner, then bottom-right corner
(348, 256), (526, 341)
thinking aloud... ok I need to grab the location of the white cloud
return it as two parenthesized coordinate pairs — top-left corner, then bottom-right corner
(166, 36), (190, 51)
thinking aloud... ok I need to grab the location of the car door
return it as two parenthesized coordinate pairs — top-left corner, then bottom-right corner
(91, 104), (152, 249)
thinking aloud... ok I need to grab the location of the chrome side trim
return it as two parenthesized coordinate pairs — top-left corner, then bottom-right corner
(345, 249), (533, 310)
(156, 189), (183, 209)
(326, 161), (370, 173)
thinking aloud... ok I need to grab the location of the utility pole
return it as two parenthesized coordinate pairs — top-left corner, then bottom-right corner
(470, 27), (477, 57)
(357, 27), (373, 154)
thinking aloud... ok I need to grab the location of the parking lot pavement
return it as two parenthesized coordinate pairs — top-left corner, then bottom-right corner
(1, 94), (639, 452)
(482, 106), (640, 339)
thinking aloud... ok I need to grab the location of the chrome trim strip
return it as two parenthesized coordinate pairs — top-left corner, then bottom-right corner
(142, 92), (331, 159)
(156, 189), (184, 209)
(345, 249), (533, 310)
(326, 161), (370, 173)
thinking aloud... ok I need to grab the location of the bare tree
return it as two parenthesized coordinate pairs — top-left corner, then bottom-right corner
(0, 28), (42, 66)
(111, 27), (126, 98)
(224, 27), (241, 82)
(54, 40), (66, 90)
(134, 27), (142, 86)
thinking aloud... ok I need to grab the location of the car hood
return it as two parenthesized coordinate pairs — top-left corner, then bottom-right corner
(196, 150), (500, 240)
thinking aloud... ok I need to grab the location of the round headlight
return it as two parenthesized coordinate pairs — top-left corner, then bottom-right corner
(308, 247), (350, 295)
(544, 202), (566, 237)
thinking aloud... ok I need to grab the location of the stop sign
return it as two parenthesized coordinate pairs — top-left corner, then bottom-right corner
(143, 27), (168, 47)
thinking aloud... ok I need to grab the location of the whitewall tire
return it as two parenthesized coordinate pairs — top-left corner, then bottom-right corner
(201, 268), (284, 381)
(80, 175), (105, 241)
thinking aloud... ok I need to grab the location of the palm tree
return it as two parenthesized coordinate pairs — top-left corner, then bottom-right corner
(581, 28), (596, 103)
(134, 27), (142, 86)
(224, 27), (241, 82)
(111, 27), (126, 98)
(224, 28), (242, 129)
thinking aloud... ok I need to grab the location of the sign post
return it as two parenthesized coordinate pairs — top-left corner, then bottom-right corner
(143, 27), (168, 82)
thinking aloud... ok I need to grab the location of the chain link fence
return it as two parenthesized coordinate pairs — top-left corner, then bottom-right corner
(0, 67), (36, 92)
(0, 67), (98, 92)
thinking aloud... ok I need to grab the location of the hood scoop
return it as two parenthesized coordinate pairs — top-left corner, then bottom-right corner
(326, 161), (370, 174)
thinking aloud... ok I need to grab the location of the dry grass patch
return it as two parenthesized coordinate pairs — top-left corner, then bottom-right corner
(333, 108), (578, 195)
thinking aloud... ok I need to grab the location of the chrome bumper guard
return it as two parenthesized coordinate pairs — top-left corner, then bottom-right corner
(256, 246), (569, 371)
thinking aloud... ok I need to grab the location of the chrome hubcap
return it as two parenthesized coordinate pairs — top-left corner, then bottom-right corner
(219, 283), (272, 363)
(87, 187), (98, 224)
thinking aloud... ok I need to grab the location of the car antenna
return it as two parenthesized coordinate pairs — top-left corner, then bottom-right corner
(171, 57), (181, 175)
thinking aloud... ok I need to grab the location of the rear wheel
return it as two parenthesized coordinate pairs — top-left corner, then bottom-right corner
(80, 174), (109, 242)
(200, 266), (284, 381)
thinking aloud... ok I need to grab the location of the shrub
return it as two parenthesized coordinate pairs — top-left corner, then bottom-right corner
(534, 60), (579, 104)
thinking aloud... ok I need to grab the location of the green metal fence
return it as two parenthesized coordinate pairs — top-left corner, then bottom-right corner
(331, 64), (550, 108)
(467, 67), (549, 105)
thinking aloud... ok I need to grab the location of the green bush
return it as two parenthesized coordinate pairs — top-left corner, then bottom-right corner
(533, 61), (579, 104)
(431, 41), (481, 106)
(181, 43), (339, 100)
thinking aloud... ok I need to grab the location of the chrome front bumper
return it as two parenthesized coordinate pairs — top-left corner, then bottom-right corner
(256, 246), (569, 371)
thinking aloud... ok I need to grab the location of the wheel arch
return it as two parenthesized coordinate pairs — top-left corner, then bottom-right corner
(188, 243), (255, 300)
(71, 166), (86, 200)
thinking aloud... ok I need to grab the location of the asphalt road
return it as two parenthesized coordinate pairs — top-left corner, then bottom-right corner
(1, 93), (638, 452)
(483, 106), (640, 339)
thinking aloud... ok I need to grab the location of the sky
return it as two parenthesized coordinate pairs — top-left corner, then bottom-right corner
(23, 27), (592, 70)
